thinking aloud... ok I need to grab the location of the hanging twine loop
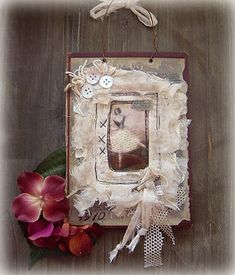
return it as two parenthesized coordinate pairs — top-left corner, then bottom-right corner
(90, 0), (158, 28)
(149, 12), (158, 62)
(90, 1), (158, 64)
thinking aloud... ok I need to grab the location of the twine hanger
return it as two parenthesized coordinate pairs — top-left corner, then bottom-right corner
(90, 0), (158, 62)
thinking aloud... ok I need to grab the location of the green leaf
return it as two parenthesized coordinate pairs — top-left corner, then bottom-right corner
(28, 246), (69, 269)
(28, 247), (47, 269)
(34, 146), (66, 178)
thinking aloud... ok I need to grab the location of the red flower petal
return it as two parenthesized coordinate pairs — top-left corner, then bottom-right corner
(32, 237), (58, 249)
(68, 225), (90, 237)
(60, 222), (70, 238)
(79, 225), (90, 230)
(70, 225), (81, 236)
(28, 219), (54, 241)
(85, 223), (104, 239)
(68, 232), (93, 256)
(12, 193), (41, 223)
(41, 176), (66, 201)
(58, 242), (69, 253)
(52, 225), (62, 236)
(17, 171), (43, 196)
(42, 198), (69, 222)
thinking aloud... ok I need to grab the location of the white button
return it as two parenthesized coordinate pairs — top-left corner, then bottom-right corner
(86, 73), (100, 85)
(81, 84), (93, 99)
(99, 75), (113, 89)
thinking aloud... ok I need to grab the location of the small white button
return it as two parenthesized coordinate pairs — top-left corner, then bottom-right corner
(81, 84), (93, 99)
(99, 75), (113, 89)
(86, 73), (100, 85)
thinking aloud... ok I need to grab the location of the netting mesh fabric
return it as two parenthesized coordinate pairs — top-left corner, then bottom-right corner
(143, 208), (176, 267)
(177, 185), (186, 209)
(151, 208), (168, 224)
(159, 224), (175, 245)
(144, 225), (164, 267)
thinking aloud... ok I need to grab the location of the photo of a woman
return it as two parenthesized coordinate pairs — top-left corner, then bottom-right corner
(108, 102), (149, 171)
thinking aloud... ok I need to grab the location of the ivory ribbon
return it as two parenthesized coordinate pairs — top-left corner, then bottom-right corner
(90, 0), (158, 27)
(109, 188), (155, 262)
(109, 167), (181, 263)
(109, 169), (167, 262)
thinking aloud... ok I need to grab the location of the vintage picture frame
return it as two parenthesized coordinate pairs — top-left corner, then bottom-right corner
(66, 53), (191, 227)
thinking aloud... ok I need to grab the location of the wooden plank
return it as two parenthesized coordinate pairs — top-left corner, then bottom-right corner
(4, 5), (68, 273)
(3, 1), (232, 273)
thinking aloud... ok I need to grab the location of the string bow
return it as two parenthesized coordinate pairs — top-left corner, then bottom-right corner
(109, 168), (178, 264)
(90, 0), (158, 27)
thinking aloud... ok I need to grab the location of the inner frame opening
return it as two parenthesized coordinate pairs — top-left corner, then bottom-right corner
(107, 101), (149, 172)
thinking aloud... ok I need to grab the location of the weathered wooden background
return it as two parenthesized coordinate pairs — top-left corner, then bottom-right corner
(3, 0), (233, 274)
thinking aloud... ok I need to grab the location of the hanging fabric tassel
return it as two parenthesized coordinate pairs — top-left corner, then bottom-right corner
(127, 228), (147, 252)
(109, 169), (164, 261)
(109, 244), (123, 262)
(108, 168), (180, 266)
(109, 203), (142, 262)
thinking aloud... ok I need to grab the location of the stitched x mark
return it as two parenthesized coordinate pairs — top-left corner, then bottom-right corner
(100, 119), (107, 128)
(99, 147), (106, 155)
(98, 135), (106, 144)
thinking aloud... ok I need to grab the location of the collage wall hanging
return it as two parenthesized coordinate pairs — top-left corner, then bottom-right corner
(11, 0), (191, 268)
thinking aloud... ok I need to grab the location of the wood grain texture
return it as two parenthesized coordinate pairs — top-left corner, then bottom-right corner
(2, 0), (233, 274)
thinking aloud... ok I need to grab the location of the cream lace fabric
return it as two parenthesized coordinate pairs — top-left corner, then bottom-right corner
(66, 58), (190, 267)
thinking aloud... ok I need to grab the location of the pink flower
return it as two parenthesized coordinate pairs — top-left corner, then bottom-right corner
(28, 218), (62, 249)
(26, 216), (104, 254)
(12, 172), (69, 223)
